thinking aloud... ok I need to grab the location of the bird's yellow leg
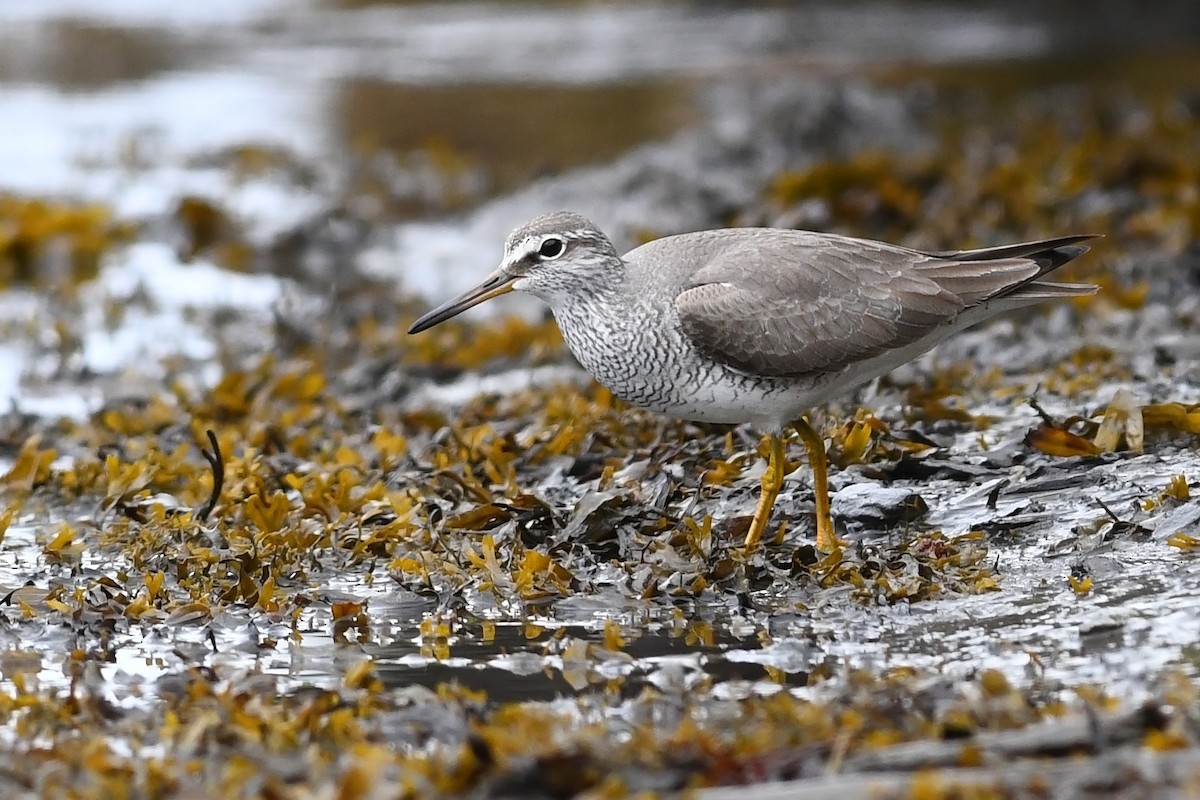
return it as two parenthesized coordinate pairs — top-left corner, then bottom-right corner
(744, 433), (786, 549)
(794, 417), (841, 552)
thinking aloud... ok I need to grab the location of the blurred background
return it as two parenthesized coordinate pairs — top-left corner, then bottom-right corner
(0, 0), (1197, 407)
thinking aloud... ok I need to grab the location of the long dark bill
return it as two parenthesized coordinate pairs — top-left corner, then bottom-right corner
(407, 269), (516, 334)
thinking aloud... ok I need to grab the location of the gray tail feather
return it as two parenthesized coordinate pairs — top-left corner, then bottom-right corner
(924, 234), (1100, 275)
(1009, 280), (1099, 300)
(917, 235), (1101, 304)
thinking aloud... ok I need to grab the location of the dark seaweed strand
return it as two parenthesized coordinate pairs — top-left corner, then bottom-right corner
(197, 429), (224, 522)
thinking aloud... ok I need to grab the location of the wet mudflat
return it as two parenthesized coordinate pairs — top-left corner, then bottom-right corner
(1, 1), (1200, 798)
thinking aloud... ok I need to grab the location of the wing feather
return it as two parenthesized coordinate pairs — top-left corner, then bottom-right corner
(673, 232), (1094, 378)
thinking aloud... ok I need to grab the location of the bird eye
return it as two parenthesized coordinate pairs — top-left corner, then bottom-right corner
(538, 237), (565, 259)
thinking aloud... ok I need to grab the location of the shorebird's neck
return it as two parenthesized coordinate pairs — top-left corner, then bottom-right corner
(544, 267), (657, 371)
(530, 253), (627, 316)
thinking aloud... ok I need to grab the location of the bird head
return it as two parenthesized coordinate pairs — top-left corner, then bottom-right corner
(407, 211), (619, 334)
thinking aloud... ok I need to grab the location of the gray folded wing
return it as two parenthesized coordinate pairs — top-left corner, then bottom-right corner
(673, 231), (1095, 378)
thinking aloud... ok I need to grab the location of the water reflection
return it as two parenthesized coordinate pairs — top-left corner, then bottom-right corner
(368, 622), (788, 702)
